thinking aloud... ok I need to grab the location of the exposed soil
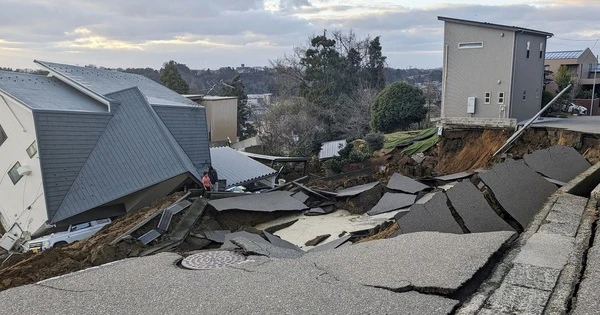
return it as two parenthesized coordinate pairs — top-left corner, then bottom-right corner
(0, 193), (183, 291)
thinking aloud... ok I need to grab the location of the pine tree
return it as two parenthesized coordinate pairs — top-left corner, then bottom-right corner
(160, 60), (190, 94)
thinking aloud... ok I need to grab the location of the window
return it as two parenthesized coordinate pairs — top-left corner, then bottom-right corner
(484, 92), (491, 104)
(0, 125), (6, 147)
(498, 92), (505, 104)
(26, 141), (37, 158)
(8, 162), (22, 185)
(523, 90), (527, 101)
(458, 42), (483, 49)
(545, 65), (550, 71)
(536, 89), (540, 99)
(539, 43), (544, 59)
(526, 41), (530, 58)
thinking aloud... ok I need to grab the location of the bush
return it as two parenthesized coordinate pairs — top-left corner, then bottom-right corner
(338, 142), (354, 159)
(542, 91), (554, 107)
(364, 132), (385, 152)
(370, 82), (427, 133)
(348, 150), (371, 163)
(324, 157), (345, 174)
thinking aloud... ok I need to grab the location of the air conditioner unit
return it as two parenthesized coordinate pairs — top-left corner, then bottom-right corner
(467, 97), (476, 114)
(17, 165), (31, 176)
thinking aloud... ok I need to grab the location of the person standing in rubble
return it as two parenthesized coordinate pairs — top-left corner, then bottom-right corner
(201, 172), (212, 193)
(208, 166), (219, 191)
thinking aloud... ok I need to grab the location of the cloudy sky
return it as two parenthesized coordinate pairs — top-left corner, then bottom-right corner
(0, 0), (599, 70)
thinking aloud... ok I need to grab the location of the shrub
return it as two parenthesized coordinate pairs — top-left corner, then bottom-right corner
(364, 132), (385, 152)
(324, 157), (345, 174)
(338, 142), (354, 159)
(370, 82), (427, 133)
(348, 150), (371, 163)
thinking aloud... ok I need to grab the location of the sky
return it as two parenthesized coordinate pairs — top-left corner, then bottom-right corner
(0, 0), (599, 70)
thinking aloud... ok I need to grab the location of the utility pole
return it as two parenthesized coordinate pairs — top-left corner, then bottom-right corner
(592, 55), (598, 116)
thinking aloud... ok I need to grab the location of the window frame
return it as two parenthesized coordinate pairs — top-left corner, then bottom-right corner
(8, 162), (22, 185)
(498, 92), (505, 105)
(523, 90), (527, 101)
(26, 141), (37, 158)
(0, 125), (6, 147)
(539, 43), (544, 59)
(484, 92), (491, 104)
(526, 41), (531, 58)
(458, 42), (484, 49)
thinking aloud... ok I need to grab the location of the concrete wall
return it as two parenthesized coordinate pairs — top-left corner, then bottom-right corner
(200, 98), (238, 143)
(441, 22), (515, 119)
(510, 33), (547, 122)
(0, 94), (47, 237)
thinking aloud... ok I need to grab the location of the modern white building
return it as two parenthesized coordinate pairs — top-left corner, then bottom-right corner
(0, 61), (211, 247)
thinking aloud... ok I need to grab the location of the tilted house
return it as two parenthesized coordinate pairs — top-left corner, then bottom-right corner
(438, 17), (553, 125)
(0, 61), (210, 242)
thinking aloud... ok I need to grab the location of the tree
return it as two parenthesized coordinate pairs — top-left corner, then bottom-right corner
(221, 75), (256, 140)
(371, 82), (427, 133)
(365, 36), (387, 90)
(554, 65), (574, 110)
(160, 60), (190, 94)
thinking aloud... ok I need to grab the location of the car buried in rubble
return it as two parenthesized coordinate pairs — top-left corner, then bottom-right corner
(24, 218), (112, 253)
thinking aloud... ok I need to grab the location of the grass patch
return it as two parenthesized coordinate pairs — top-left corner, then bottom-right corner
(383, 127), (437, 149)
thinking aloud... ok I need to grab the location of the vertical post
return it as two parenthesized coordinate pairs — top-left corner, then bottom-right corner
(591, 56), (598, 116)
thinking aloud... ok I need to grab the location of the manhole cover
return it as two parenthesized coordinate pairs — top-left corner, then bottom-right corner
(181, 251), (246, 270)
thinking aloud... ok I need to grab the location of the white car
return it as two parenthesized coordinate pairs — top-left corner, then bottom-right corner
(567, 103), (587, 115)
(25, 218), (111, 253)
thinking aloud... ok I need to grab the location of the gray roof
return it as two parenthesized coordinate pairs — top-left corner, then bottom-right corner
(0, 71), (107, 112)
(545, 50), (585, 60)
(40, 87), (203, 223)
(210, 147), (277, 188)
(438, 16), (553, 37)
(319, 139), (347, 160)
(34, 60), (197, 106)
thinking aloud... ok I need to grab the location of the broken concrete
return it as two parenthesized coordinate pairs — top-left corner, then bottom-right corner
(523, 145), (591, 183)
(203, 230), (231, 243)
(446, 181), (514, 233)
(305, 234), (330, 246)
(263, 231), (303, 252)
(435, 171), (473, 182)
(221, 231), (268, 250)
(335, 182), (380, 197)
(291, 191), (310, 203)
(396, 193), (463, 235)
(387, 173), (430, 194)
(231, 237), (304, 259)
(367, 192), (415, 216)
(478, 159), (557, 228)
(0, 252), (459, 314)
(309, 231), (515, 293)
(209, 191), (309, 212)
(307, 235), (352, 253)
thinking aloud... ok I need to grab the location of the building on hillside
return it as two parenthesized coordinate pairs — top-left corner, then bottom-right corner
(185, 95), (238, 144)
(438, 16), (553, 125)
(0, 61), (210, 246)
(545, 49), (599, 98)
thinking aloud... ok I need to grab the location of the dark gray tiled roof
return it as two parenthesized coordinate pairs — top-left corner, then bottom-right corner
(210, 147), (277, 188)
(0, 71), (107, 112)
(49, 88), (201, 223)
(35, 60), (197, 106)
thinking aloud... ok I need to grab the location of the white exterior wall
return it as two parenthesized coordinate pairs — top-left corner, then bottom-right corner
(0, 94), (46, 237)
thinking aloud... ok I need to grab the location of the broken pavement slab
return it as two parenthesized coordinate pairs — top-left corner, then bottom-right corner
(0, 252), (459, 314)
(203, 230), (231, 243)
(435, 171), (473, 182)
(264, 231), (303, 252)
(335, 182), (381, 197)
(523, 145), (591, 183)
(478, 158), (557, 228)
(209, 191), (309, 212)
(221, 231), (269, 250)
(396, 192), (464, 235)
(307, 235), (352, 253)
(387, 172), (430, 194)
(367, 192), (415, 216)
(308, 231), (516, 293)
(231, 237), (304, 259)
(446, 181), (515, 233)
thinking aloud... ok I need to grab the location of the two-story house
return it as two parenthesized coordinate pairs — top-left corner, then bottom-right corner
(438, 17), (553, 125)
(545, 48), (599, 96)
(0, 61), (211, 246)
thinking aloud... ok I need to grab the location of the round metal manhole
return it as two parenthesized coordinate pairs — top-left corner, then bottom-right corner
(181, 251), (246, 270)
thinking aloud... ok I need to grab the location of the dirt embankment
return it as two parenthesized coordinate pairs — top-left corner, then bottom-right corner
(0, 193), (183, 291)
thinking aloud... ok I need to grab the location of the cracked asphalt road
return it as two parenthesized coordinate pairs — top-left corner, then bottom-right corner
(0, 231), (515, 315)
